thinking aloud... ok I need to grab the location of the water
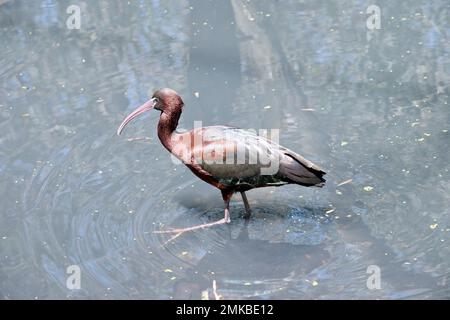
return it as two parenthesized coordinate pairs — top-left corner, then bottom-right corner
(0, 0), (449, 299)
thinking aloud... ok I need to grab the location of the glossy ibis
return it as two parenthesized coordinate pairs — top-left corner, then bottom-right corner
(117, 88), (325, 235)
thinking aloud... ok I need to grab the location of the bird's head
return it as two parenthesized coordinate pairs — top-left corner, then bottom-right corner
(117, 88), (184, 135)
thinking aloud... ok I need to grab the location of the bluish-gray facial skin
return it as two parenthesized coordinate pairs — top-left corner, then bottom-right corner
(0, 0), (449, 300)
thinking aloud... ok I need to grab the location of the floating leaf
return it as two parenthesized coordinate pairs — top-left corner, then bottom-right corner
(201, 290), (209, 300)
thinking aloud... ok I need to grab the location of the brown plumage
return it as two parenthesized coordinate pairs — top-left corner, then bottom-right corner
(117, 88), (326, 236)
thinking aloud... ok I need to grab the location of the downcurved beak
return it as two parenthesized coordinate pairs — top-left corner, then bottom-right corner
(117, 98), (156, 135)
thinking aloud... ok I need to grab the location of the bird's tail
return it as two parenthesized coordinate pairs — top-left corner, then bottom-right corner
(278, 152), (326, 187)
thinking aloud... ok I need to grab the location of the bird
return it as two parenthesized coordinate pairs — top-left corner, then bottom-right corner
(117, 88), (326, 236)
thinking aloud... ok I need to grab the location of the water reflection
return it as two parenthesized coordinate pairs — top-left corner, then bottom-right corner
(0, 0), (449, 299)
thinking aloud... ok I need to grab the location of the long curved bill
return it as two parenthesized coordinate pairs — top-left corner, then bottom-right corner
(117, 98), (156, 135)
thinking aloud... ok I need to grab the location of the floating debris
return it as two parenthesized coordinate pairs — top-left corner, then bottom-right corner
(337, 179), (352, 187)
(264, 105), (271, 109)
(325, 208), (335, 214)
(213, 280), (222, 300)
(201, 290), (209, 300)
(363, 186), (374, 192)
(429, 224), (438, 230)
(340, 141), (348, 146)
(127, 137), (152, 142)
(194, 91), (200, 98)
(301, 108), (315, 112)
(312, 280), (319, 287)
(164, 268), (173, 273)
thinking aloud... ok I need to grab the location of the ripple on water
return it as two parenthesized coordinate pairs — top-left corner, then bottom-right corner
(18, 138), (346, 299)
(13, 134), (444, 299)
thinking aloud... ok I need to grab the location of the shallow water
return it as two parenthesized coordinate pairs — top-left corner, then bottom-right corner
(0, 0), (449, 299)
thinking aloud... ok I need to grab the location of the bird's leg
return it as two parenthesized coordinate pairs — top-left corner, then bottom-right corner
(240, 191), (252, 219)
(154, 190), (232, 235)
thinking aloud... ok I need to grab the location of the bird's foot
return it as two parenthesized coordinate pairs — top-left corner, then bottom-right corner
(154, 217), (230, 234)
(243, 210), (251, 220)
(154, 217), (230, 245)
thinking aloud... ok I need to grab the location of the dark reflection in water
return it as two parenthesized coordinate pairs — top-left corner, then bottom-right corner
(0, 0), (449, 299)
(186, 0), (240, 125)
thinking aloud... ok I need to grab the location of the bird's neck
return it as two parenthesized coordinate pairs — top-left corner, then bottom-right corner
(157, 109), (181, 152)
